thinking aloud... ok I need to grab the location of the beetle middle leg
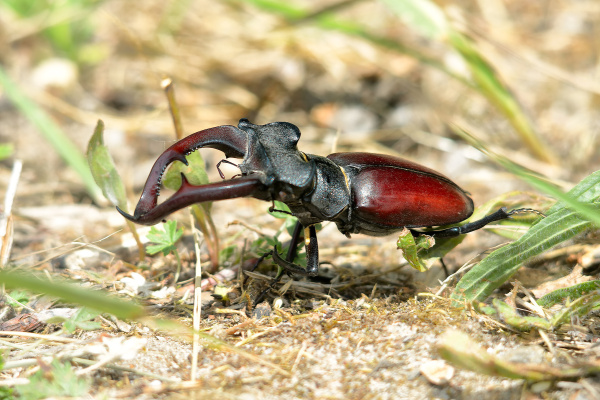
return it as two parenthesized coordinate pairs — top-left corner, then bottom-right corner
(252, 221), (312, 304)
(272, 224), (319, 276)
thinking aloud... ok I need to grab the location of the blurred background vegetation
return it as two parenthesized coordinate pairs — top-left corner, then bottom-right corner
(2, 0), (600, 397)
(1, 0), (599, 293)
(2, 0), (600, 297)
(3, 0), (598, 212)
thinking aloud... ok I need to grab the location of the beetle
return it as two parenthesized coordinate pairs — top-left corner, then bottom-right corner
(118, 119), (535, 277)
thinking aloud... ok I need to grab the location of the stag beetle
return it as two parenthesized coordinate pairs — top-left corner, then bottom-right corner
(118, 119), (535, 276)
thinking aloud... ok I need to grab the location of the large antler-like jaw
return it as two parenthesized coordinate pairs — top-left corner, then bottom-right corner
(118, 124), (262, 225)
(117, 174), (266, 225)
(119, 119), (318, 226)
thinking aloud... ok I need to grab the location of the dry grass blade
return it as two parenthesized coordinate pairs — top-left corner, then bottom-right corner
(191, 214), (202, 382)
(0, 160), (21, 271)
(439, 330), (600, 381)
(0, 331), (81, 344)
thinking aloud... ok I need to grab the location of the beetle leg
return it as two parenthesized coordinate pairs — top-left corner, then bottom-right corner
(412, 207), (543, 238)
(272, 224), (319, 276)
(251, 222), (303, 305)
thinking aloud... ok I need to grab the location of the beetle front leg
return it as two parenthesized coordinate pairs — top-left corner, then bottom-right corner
(272, 224), (319, 276)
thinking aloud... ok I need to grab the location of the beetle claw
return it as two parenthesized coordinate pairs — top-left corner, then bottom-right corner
(116, 206), (136, 222)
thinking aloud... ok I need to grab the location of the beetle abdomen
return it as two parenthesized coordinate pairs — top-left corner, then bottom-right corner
(328, 153), (474, 230)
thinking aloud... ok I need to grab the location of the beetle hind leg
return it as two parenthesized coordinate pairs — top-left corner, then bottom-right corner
(412, 207), (544, 238)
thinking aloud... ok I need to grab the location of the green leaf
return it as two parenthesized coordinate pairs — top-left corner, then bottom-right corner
(146, 220), (184, 256)
(163, 150), (210, 189)
(63, 308), (102, 333)
(489, 299), (551, 331)
(538, 280), (600, 308)
(17, 360), (89, 399)
(269, 201), (293, 219)
(5, 290), (30, 308)
(397, 229), (435, 272)
(86, 120), (128, 209)
(452, 170), (600, 304)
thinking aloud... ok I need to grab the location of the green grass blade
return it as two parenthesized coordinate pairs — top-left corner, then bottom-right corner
(0, 269), (144, 320)
(235, 0), (470, 85)
(379, 0), (447, 38)
(451, 170), (600, 304)
(241, 0), (553, 162)
(446, 32), (554, 163)
(0, 66), (102, 202)
(550, 292), (600, 327)
(538, 281), (600, 308)
(378, 0), (553, 162)
(453, 126), (600, 226)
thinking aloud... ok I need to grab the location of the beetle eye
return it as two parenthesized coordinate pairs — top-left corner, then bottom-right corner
(238, 118), (256, 134)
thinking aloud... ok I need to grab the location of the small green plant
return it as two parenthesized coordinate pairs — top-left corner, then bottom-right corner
(16, 359), (90, 400)
(87, 120), (145, 260)
(146, 221), (185, 283)
(451, 167), (600, 304)
(396, 229), (435, 272)
(0, 387), (13, 400)
(63, 308), (102, 333)
(44, 307), (102, 333)
(5, 290), (30, 309)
